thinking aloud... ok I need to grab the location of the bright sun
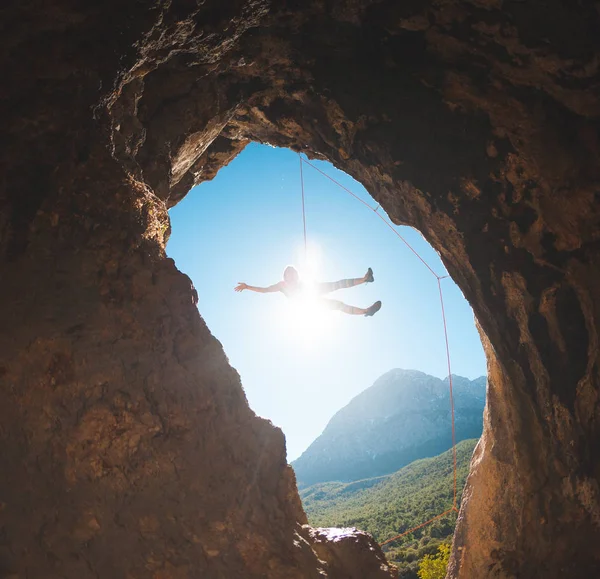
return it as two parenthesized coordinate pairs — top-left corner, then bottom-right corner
(276, 242), (337, 344)
(282, 282), (334, 343)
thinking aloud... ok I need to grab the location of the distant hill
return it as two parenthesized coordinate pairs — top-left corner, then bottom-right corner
(292, 369), (485, 486)
(300, 440), (478, 578)
(299, 439), (476, 543)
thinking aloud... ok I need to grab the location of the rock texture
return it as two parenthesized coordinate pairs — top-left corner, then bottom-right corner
(1, 0), (599, 578)
(293, 370), (486, 486)
(309, 528), (398, 579)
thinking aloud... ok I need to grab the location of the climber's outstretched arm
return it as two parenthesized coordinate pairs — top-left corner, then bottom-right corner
(235, 282), (283, 294)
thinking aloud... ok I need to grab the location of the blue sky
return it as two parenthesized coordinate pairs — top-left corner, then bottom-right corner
(167, 144), (486, 461)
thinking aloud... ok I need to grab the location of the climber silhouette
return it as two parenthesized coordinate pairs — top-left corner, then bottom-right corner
(234, 266), (382, 317)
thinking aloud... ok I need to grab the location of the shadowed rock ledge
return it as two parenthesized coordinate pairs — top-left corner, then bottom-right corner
(309, 528), (398, 578)
(1, 0), (599, 577)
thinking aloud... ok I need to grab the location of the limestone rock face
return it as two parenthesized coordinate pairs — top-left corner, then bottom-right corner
(1, 1), (599, 578)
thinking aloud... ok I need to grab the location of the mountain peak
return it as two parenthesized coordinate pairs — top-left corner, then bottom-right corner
(292, 369), (486, 486)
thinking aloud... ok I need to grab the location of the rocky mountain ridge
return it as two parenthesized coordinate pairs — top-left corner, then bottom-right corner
(293, 369), (485, 486)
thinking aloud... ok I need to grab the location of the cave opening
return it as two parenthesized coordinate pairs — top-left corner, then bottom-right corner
(165, 142), (486, 567)
(3, 1), (600, 577)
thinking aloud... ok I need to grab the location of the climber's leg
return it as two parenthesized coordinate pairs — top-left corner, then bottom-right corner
(317, 268), (374, 295)
(320, 298), (382, 317)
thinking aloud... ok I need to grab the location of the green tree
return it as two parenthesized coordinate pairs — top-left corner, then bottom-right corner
(417, 543), (450, 579)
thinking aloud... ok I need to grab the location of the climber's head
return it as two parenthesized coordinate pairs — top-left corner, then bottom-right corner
(283, 265), (299, 284)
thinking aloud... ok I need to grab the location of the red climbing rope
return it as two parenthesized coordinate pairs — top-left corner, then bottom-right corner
(298, 153), (459, 547)
(299, 153), (308, 259)
(299, 155), (375, 212)
(373, 214), (441, 279)
(438, 278), (458, 510)
(380, 509), (456, 547)
(299, 156), (441, 278)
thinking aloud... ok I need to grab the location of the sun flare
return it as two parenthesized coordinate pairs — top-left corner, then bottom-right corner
(281, 279), (334, 343)
(275, 242), (339, 344)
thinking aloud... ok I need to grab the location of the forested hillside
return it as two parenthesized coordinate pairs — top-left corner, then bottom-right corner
(300, 439), (478, 578)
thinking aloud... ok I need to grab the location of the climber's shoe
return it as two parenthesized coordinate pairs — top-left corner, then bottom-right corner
(364, 300), (382, 317)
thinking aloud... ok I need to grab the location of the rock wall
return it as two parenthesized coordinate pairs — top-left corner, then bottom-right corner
(0, 145), (363, 577)
(1, 0), (599, 578)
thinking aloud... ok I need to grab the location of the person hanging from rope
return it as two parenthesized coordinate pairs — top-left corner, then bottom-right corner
(234, 266), (382, 317)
